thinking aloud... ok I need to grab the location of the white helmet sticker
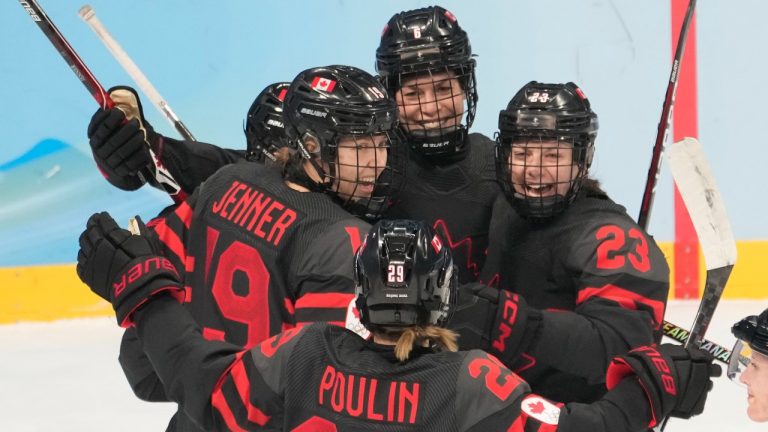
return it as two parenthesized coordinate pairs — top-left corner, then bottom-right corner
(345, 297), (370, 340)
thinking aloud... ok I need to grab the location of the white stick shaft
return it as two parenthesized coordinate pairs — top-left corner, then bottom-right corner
(78, 4), (195, 140)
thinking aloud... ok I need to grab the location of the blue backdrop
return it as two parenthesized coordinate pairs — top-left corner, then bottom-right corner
(1, 0), (762, 266)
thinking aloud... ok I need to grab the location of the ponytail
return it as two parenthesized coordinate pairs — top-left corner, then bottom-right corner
(393, 326), (458, 362)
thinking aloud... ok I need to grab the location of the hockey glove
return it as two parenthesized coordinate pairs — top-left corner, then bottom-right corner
(77, 212), (184, 327)
(449, 284), (541, 365)
(606, 344), (721, 427)
(87, 86), (160, 190)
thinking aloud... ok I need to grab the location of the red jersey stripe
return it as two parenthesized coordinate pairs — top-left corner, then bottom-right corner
(577, 284), (665, 328)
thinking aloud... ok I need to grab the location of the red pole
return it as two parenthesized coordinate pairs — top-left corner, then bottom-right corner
(671, 0), (700, 299)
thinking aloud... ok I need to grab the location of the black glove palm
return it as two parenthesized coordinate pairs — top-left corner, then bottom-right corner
(77, 212), (184, 327)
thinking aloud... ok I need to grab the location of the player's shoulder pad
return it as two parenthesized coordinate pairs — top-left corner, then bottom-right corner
(454, 350), (529, 431)
(248, 324), (317, 394)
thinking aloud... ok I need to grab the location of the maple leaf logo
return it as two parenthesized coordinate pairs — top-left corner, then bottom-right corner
(528, 401), (545, 414)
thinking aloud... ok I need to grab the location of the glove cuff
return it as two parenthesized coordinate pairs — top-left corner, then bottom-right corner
(118, 284), (185, 328)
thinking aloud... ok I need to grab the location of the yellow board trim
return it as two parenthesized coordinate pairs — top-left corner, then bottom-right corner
(0, 264), (112, 324)
(2, 240), (766, 323)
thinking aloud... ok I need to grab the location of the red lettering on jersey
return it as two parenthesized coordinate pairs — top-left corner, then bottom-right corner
(317, 365), (419, 424)
(206, 232), (272, 348)
(211, 181), (241, 214)
(595, 225), (651, 273)
(260, 327), (301, 358)
(210, 181), (298, 246)
(468, 353), (524, 401)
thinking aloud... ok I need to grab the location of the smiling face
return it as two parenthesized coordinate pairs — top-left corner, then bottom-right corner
(395, 71), (465, 134)
(740, 350), (768, 422)
(332, 134), (389, 202)
(508, 139), (580, 199)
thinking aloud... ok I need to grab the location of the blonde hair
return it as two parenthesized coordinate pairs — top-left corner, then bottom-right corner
(387, 326), (459, 362)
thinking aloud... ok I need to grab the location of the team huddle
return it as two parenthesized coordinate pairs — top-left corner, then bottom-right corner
(74, 5), (768, 432)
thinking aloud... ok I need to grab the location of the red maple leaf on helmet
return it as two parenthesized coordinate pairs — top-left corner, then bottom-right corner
(528, 401), (545, 414)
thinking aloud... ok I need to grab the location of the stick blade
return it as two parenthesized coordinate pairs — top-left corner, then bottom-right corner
(666, 137), (737, 269)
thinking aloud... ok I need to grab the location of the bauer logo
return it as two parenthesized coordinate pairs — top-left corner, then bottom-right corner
(266, 119), (284, 128)
(300, 107), (328, 118)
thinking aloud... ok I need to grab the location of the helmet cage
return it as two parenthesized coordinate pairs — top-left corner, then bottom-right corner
(496, 81), (598, 219)
(283, 66), (407, 220)
(354, 219), (457, 330)
(376, 6), (477, 160)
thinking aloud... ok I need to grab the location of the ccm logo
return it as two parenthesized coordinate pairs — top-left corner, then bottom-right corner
(634, 346), (677, 395)
(491, 291), (518, 353)
(113, 257), (178, 297)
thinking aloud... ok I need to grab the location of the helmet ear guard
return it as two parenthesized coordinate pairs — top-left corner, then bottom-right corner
(354, 219), (457, 330)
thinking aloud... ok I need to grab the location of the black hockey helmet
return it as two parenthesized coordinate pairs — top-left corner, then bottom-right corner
(376, 6), (478, 162)
(496, 81), (599, 219)
(282, 65), (406, 220)
(244, 82), (291, 162)
(354, 219), (457, 330)
(728, 308), (768, 383)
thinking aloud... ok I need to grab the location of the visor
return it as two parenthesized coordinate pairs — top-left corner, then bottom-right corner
(727, 339), (753, 385)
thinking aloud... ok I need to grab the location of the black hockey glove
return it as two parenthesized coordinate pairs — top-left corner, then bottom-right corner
(606, 344), (721, 427)
(449, 284), (541, 365)
(87, 86), (160, 191)
(77, 212), (184, 327)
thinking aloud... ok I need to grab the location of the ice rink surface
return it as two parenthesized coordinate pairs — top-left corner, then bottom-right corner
(2, 300), (765, 431)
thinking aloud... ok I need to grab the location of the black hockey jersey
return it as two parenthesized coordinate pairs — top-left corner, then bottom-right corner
(135, 296), (655, 432)
(120, 162), (371, 431)
(481, 190), (669, 403)
(385, 133), (500, 284)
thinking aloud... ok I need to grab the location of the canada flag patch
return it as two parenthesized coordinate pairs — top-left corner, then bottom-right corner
(521, 395), (560, 425)
(311, 76), (336, 92)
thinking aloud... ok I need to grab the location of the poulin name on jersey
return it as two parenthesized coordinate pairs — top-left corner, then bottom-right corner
(318, 364), (421, 425)
(211, 180), (298, 247)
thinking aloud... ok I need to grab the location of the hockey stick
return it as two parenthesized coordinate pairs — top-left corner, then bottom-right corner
(637, 0), (697, 229)
(662, 321), (733, 365)
(78, 5), (197, 142)
(657, 137), (736, 430)
(18, 0), (186, 203)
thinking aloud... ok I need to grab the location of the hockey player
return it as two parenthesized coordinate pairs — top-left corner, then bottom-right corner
(89, 6), (498, 284)
(78, 218), (719, 431)
(376, 6), (500, 283)
(454, 81), (671, 404)
(82, 65), (406, 431)
(729, 307), (768, 422)
(87, 81), (291, 196)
